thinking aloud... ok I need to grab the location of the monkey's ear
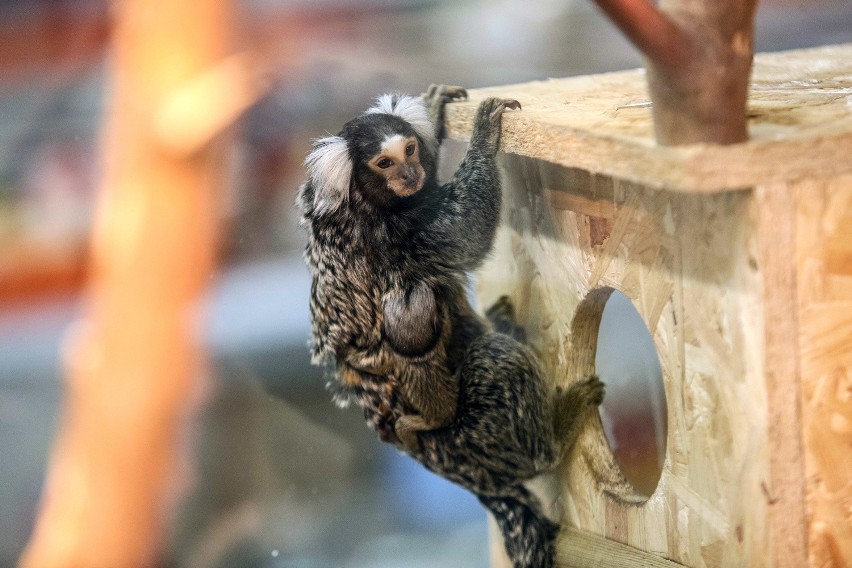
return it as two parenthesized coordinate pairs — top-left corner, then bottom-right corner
(366, 94), (434, 146)
(304, 135), (352, 216)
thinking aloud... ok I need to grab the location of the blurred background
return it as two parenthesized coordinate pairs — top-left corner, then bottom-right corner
(1, 1), (850, 566)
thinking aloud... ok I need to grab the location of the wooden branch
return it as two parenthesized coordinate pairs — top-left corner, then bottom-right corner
(19, 1), (235, 566)
(591, 0), (760, 145)
(591, 0), (692, 71)
(444, 46), (852, 192)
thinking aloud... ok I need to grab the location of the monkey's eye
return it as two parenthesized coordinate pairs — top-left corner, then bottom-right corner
(377, 158), (393, 169)
(405, 143), (415, 156)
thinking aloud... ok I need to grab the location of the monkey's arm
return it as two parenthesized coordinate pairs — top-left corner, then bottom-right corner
(416, 97), (520, 271)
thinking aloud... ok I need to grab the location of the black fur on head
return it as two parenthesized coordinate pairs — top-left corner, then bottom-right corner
(341, 113), (437, 209)
(301, 94), (438, 217)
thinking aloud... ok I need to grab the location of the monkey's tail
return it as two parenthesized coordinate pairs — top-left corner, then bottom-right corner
(478, 485), (559, 568)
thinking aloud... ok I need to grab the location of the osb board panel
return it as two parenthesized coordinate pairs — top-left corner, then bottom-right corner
(753, 182), (808, 568)
(795, 174), (852, 568)
(477, 155), (773, 566)
(556, 527), (686, 567)
(444, 44), (852, 193)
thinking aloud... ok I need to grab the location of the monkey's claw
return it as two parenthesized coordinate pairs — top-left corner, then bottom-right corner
(477, 97), (522, 125)
(489, 98), (521, 120)
(503, 99), (522, 111)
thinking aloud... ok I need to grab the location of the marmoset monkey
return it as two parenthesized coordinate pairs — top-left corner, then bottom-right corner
(298, 85), (603, 568)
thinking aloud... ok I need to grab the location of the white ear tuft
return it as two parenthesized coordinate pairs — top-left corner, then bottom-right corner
(304, 135), (352, 216)
(366, 93), (434, 145)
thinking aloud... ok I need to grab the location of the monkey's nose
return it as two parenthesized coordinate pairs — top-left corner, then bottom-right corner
(400, 167), (417, 183)
(397, 165), (424, 195)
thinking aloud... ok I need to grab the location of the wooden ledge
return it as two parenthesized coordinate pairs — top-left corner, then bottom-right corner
(444, 44), (852, 193)
(557, 527), (685, 567)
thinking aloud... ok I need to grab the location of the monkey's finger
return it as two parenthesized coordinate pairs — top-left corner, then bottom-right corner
(440, 86), (468, 102)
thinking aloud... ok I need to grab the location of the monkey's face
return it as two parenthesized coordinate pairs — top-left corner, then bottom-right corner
(367, 134), (425, 198)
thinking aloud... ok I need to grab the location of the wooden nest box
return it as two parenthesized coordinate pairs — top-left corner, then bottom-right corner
(445, 44), (852, 568)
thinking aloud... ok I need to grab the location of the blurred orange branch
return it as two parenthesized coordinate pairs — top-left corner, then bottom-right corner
(19, 0), (237, 566)
(155, 51), (271, 157)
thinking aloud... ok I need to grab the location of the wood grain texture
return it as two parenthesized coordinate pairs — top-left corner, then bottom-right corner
(445, 44), (852, 193)
(478, 156), (771, 567)
(753, 182), (807, 568)
(557, 526), (685, 567)
(461, 44), (852, 568)
(795, 175), (852, 568)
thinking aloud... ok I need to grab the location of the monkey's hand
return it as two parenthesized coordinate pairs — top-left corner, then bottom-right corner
(471, 97), (521, 156)
(423, 83), (468, 104)
(422, 84), (468, 140)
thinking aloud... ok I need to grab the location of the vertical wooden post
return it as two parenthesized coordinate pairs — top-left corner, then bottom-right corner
(20, 1), (234, 566)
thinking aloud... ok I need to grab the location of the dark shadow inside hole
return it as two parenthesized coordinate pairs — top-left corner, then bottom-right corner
(594, 290), (667, 498)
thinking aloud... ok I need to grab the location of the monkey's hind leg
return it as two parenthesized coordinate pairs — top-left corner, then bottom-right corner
(418, 332), (558, 486)
(485, 295), (527, 343)
(414, 334), (566, 567)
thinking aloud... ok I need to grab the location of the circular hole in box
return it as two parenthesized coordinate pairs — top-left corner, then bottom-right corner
(589, 289), (667, 498)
